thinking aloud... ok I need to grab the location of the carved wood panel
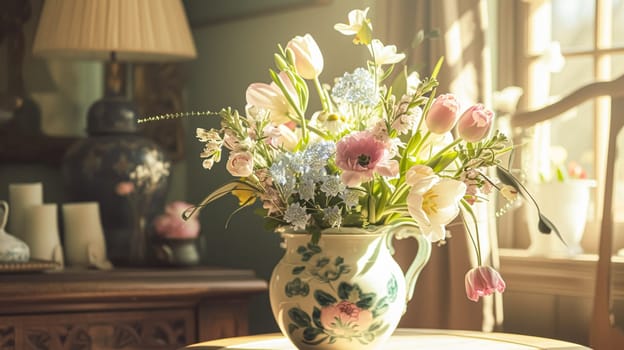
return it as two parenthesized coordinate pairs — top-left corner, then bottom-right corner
(0, 309), (194, 350)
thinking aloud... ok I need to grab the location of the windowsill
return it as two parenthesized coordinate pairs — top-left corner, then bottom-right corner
(499, 248), (624, 299)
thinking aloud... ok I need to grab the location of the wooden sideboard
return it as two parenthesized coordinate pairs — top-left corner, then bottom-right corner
(0, 267), (268, 350)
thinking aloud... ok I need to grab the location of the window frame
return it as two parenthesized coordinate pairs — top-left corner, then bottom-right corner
(496, 0), (624, 252)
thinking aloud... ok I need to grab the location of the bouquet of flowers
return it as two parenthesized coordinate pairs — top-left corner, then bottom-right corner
(142, 8), (556, 301)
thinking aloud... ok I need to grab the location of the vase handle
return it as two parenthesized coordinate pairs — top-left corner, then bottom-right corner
(386, 223), (432, 304)
(0, 201), (8, 231)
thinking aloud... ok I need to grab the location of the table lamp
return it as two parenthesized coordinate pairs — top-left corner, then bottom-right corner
(31, 0), (197, 266)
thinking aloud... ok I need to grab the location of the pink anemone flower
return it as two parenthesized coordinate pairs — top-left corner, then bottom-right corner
(335, 131), (399, 187)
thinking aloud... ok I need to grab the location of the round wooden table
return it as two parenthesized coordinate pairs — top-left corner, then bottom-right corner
(184, 328), (590, 349)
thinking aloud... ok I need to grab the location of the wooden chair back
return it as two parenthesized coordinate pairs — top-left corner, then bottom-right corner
(510, 74), (624, 349)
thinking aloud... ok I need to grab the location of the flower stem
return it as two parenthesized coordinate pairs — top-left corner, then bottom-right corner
(460, 199), (482, 266)
(313, 76), (330, 112)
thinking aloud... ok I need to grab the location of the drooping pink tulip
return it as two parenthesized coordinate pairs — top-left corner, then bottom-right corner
(457, 103), (494, 142)
(464, 266), (506, 302)
(425, 94), (460, 134)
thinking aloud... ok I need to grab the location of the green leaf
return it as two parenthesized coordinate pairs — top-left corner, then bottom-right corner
(390, 66), (408, 98)
(312, 307), (323, 328)
(314, 290), (337, 306)
(496, 165), (564, 241)
(556, 166), (566, 182)
(307, 243), (322, 253)
(292, 266), (305, 275)
(183, 180), (259, 220)
(288, 323), (299, 334)
(316, 257), (330, 268)
(373, 297), (388, 318)
(288, 307), (311, 327)
(427, 151), (458, 172)
(356, 292), (376, 309)
(303, 327), (324, 341)
(285, 277), (310, 297)
(368, 321), (383, 332)
(337, 282), (354, 300)
(387, 276), (398, 302)
(430, 56), (445, 80)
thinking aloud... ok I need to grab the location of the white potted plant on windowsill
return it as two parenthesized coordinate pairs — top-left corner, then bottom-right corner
(527, 146), (596, 256)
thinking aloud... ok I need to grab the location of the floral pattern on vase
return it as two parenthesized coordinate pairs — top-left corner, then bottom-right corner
(270, 225), (430, 350)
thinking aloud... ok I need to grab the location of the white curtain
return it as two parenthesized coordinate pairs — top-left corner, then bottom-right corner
(382, 0), (503, 332)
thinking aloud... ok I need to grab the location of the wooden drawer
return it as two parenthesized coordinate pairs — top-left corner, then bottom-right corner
(0, 308), (195, 350)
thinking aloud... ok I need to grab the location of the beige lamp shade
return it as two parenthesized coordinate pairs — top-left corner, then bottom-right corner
(33, 0), (197, 62)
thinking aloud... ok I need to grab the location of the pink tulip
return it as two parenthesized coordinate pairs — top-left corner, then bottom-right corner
(425, 94), (460, 134)
(153, 201), (200, 239)
(335, 131), (399, 187)
(245, 72), (299, 124)
(464, 266), (506, 302)
(457, 104), (494, 142)
(286, 34), (324, 80)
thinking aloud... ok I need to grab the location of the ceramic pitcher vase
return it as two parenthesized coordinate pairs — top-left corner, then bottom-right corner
(269, 223), (431, 350)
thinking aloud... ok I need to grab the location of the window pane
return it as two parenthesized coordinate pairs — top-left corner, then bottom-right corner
(552, 0), (595, 52)
(613, 0), (624, 47)
(613, 54), (624, 79)
(550, 56), (594, 98)
(549, 100), (595, 177)
(549, 56), (595, 178)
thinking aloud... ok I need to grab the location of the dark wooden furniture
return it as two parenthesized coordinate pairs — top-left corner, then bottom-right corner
(0, 267), (267, 350)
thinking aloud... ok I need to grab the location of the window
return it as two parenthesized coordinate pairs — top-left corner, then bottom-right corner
(497, 0), (624, 252)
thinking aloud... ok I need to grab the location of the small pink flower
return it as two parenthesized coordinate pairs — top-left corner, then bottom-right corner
(153, 201), (200, 239)
(568, 161), (587, 179)
(464, 266), (506, 302)
(320, 301), (373, 334)
(263, 124), (298, 151)
(426, 94), (460, 134)
(457, 104), (494, 142)
(335, 131), (399, 187)
(226, 151), (254, 177)
(115, 182), (135, 196)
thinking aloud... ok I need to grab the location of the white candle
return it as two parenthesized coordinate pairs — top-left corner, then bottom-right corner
(8, 182), (43, 239)
(22, 204), (64, 266)
(62, 202), (111, 269)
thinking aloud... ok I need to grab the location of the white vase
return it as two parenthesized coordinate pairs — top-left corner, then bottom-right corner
(528, 180), (596, 256)
(0, 200), (30, 262)
(269, 224), (431, 350)
(21, 204), (64, 266)
(8, 182), (43, 240)
(62, 202), (112, 269)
